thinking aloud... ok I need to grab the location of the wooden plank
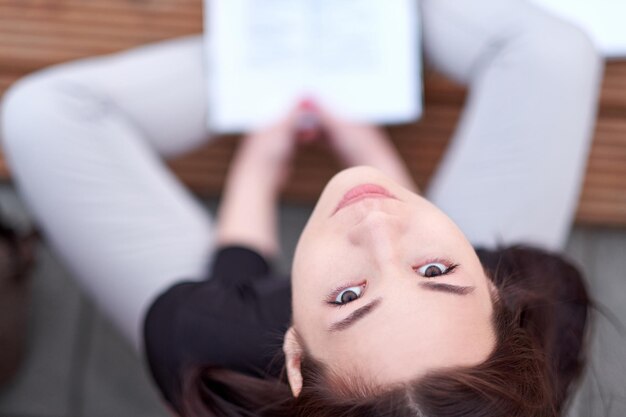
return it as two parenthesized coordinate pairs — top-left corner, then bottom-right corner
(0, 20), (199, 41)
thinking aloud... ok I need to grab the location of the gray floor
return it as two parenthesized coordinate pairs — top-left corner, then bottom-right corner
(0, 184), (624, 417)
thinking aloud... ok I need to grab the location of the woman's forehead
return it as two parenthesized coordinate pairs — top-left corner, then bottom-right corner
(305, 292), (496, 386)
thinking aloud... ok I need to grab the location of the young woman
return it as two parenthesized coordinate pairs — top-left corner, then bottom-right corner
(0, 0), (598, 415)
(142, 105), (590, 416)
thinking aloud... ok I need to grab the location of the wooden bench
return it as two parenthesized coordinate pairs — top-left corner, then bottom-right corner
(1, 0), (625, 226)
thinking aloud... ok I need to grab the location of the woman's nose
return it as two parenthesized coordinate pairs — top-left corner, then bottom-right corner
(347, 211), (403, 259)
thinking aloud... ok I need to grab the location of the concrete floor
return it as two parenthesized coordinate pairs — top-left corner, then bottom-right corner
(0, 184), (624, 417)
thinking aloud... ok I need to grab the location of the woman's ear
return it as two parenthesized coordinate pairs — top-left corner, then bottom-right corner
(283, 327), (303, 397)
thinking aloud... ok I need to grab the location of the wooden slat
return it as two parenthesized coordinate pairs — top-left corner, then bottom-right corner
(0, 0), (625, 227)
(0, 0), (203, 73)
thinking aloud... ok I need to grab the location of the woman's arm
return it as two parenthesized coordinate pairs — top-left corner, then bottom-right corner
(215, 102), (419, 258)
(215, 109), (302, 259)
(314, 104), (419, 193)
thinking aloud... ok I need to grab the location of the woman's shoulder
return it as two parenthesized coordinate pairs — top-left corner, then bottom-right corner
(142, 257), (292, 410)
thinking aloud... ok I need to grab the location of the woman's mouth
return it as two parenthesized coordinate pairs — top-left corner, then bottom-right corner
(332, 184), (396, 216)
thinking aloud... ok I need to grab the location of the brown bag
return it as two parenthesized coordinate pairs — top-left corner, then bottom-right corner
(0, 218), (37, 388)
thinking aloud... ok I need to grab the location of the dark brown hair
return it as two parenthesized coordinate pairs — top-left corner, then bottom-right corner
(181, 245), (590, 417)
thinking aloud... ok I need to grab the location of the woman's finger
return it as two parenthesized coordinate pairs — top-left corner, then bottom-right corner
(301, 100), (349, 137)
(296, 105), (321, 143)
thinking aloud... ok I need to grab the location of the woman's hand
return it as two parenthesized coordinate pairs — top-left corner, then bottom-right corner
(307, 102), (419, 192)
(313, 105), (393, 167)
(238, 104), (312, 189)
(216, 103), (313, 258)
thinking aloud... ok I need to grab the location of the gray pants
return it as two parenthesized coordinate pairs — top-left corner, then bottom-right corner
(0, 0), (603, 348)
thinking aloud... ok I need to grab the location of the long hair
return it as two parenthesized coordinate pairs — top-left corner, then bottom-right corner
(181, 245), (590, 417)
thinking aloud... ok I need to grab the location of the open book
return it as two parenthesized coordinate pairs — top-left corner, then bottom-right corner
(204, 0), (422, 133)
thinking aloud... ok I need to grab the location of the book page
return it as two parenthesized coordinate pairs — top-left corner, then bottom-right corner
(205, 0), (422, 133)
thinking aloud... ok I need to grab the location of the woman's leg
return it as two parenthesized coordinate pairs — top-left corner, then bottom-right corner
(1, 35), (214, 349)
(421, 0), (603, 250)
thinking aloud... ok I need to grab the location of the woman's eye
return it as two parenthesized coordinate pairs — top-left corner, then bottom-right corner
(416, 262), (457, 278)
(333, 285), (364, 305)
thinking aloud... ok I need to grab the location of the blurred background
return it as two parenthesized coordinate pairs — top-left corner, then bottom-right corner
(0, 1), (625, 416)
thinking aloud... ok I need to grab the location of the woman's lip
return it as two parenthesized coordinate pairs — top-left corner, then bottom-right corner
(332, 184), (396, 216)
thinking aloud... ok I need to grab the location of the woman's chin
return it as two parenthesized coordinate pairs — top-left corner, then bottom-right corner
(330, 166), (387, 183)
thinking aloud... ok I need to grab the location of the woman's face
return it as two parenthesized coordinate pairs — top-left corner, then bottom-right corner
(289, 167), (496, 388)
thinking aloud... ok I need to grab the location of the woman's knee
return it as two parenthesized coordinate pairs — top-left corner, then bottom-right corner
(1, 73), (52, 162)
(421, 0), (603, 89)
(520, 15), (603, 88)
(1, 67), (108, 163)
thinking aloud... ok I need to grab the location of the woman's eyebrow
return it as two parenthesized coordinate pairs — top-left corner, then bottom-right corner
(419, 282), (475, 295)
(329, 298), (382, 332)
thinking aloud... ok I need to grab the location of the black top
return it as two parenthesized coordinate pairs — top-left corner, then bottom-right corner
(143, 246), (292, 411)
